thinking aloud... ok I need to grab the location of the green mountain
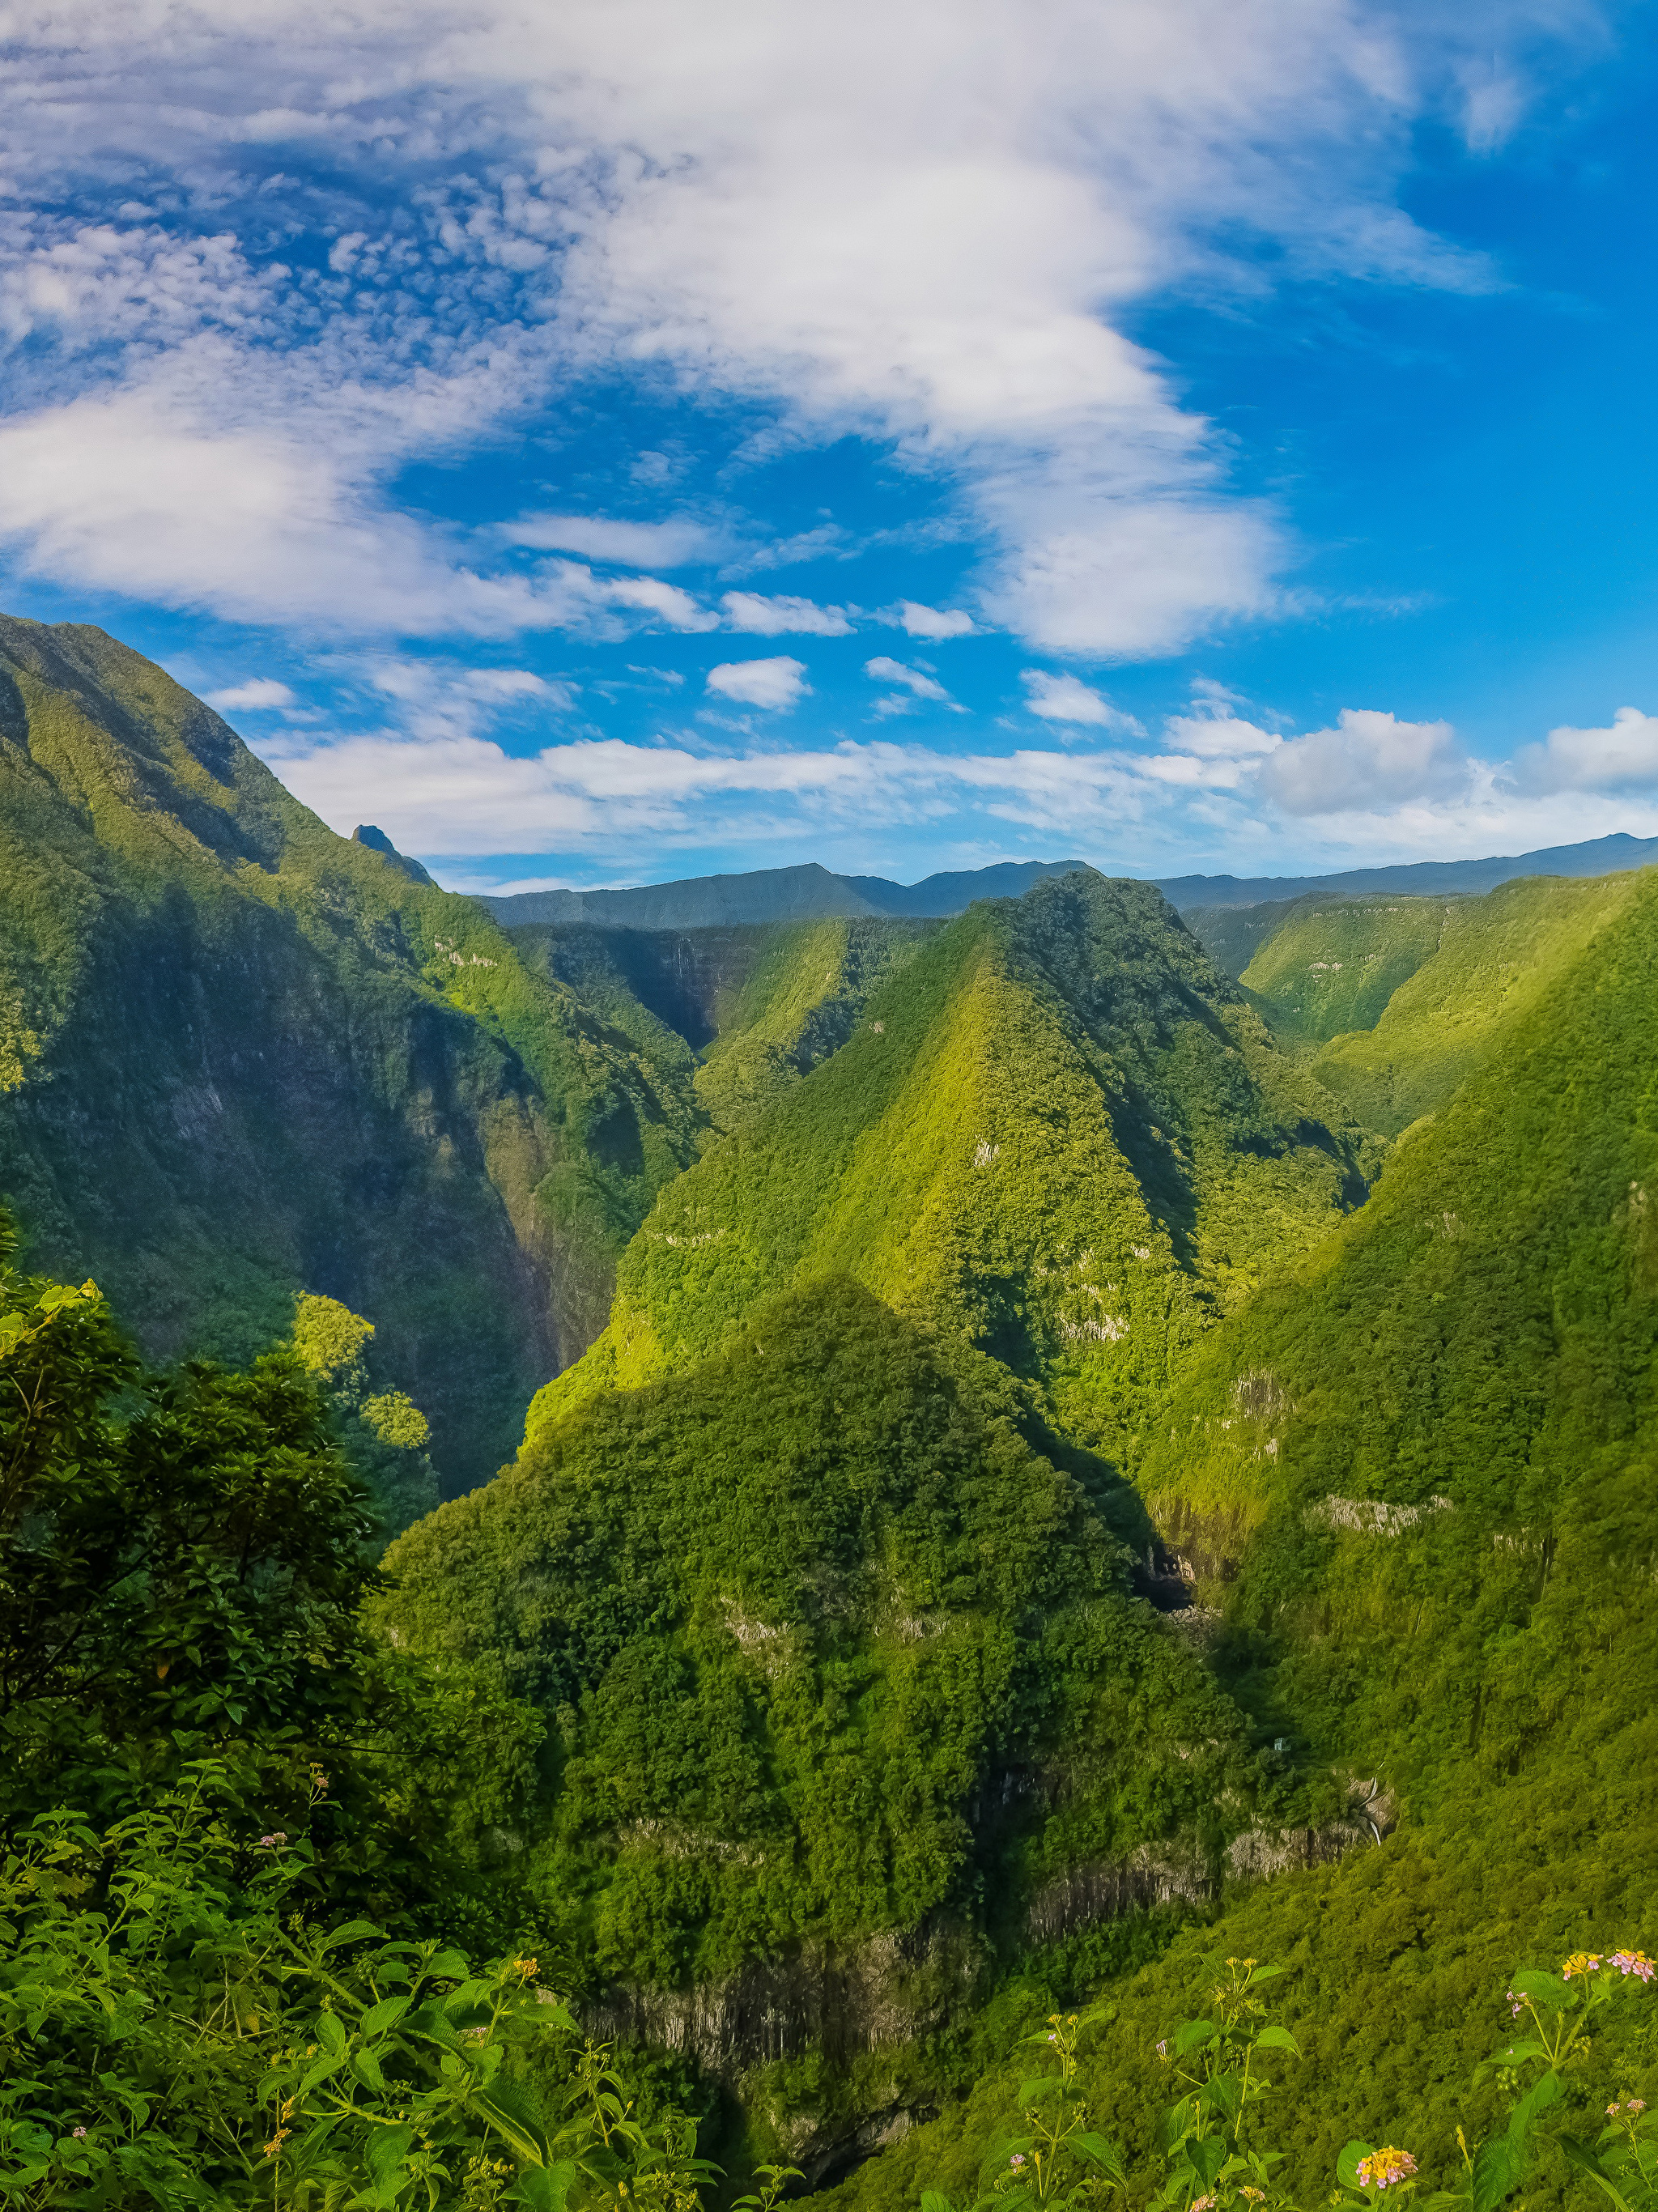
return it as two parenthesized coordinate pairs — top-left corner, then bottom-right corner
(827, 855), (1658, 2212)
(507, 912), (937, 1136)
(483, 858), (1091, 929)
(11, 606), (1658, 2208)
(380, 1274), (1320, 2167)
(1217, 872), (1643, 1134)
(0, 614), (704, 1486)
(534, 872), (1369, 1458)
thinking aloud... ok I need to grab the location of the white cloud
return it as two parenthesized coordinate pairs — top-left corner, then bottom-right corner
(705, 655), (810, 709)
(720, 591), (852, 635)
(1022, 670), (1141, 732)
(1511, 707), (1658, 793)
(604, 574), (721, 632)
(890, 602), (976, 640)
(0, 0), (1571, 653)
(500, 513), (725, 567)
(1160, 708), (1279, 759)
(1256, 708), (1466, 815)
(204, 678), (296, 712)
(865, 656), (950, 701)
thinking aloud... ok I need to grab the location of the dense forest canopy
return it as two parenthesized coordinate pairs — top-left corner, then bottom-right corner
(2, 616), (1656, 2210)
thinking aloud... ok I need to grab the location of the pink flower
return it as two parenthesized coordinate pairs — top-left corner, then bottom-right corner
(71, 2127), (87, 2140)
(1356, 2150), (1417, 2190)
(1610, 1951), (1656, 1982)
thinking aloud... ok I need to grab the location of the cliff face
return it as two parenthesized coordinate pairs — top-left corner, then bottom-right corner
(0, 615), (704, 1488)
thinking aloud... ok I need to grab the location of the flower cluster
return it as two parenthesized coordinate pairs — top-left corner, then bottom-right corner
(1609, 2099), (1648, 2118)
(255, 1831), (288, 1849)
(1505, 1988), (1522, 2017)
(1009, 2155), (1027, 2172)
(1610, 1950), (1656, 1981)
(1190, 2196), (1216, 2210)
(1355, 2148), (1417, 2189)
(1562, 1953), (1604, 1980)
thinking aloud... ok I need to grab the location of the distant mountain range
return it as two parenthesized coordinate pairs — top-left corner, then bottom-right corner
(469, 831), (1658, 929)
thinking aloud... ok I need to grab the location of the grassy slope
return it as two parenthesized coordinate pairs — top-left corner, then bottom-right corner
(508, 915), (936, 1137)
(1239, 874), (1643, 1134)
(691, 916), (936, 1131)
(381, 1278), (1263, 2004)
(825, 869), (1658, 2212)
(533, 874), (1367, 1457)
(1236, 896), (1455, 1044)
(0, 615), (702, 1485)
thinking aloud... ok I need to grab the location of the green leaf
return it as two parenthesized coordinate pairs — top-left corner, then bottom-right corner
(1562, 2138), (1635, 2212)
(517, 2165), (581, 2212)
(1253, 2025), (1300, 2054)
(1510, 1970), (1571, 2010)
(365, 2125), (415, 2184)
(1338, 2142), (1377, 2191)
(360, 1993), (411, 2038)
(473, 2079), (551, 2166)
(1073, 2133), (1127, 2184)
(317, 1919), (385, 1954)
(1174, 2018), (1218, 2055)
(921, 2193), (958, 2212)
(351, 2046), (388, 2093)
(315, 2011), (347, 2059)
(1470, 2136), (1524, 2212)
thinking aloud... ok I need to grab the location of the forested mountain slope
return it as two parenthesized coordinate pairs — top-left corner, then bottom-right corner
(0, 614), (704, 1484)
(827, 847), (1658, 2212)
(1210, 873), (1643, 1134)
(380, 1276), (1345, 2176)
(508, 913), (937, 1134)
(534, 872), (1369, 1457)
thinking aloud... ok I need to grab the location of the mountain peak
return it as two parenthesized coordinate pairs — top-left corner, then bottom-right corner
(351, 823), (437, 887)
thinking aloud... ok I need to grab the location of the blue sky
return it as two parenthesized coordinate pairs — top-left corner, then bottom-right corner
(4, 0), (1658, 891)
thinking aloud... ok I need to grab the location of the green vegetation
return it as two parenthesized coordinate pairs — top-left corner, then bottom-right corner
(1233, 874), (1642, 1134)
(383, 1280), (1270, 1998)
(0, 615), (708, 1486)
(10, 609), (1658, 2210)
(534, 874), (1367, 1457)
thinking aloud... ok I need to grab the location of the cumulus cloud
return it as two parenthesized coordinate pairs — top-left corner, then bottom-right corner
(1511, 706), (1658, 793)
(204, 678), (296, 711)
(0, 0), (1567, 651)
(500, 513), (726, 567)
(1160, 708), (1279, 759)
(1256, 708), (1466, 815)
(1022, 670), (1141, 732)
(720, 592), (852, 635)
(866, 656), (950, 702)
(889, 602), (976, 640)
(705, 656), (810, 709)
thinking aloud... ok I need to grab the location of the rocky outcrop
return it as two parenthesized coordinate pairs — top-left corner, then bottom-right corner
(585, 1921), (984, 2074)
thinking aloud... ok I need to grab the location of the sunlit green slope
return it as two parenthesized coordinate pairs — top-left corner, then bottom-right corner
(533, 873), (1367, 1456)
(0, 614), (703, 1483)
(827, 874), (1658, 2212)
(1137, 858), (1658, 1767)
(1233, 873), (1643, 1134)
(382, 1279), (1275, 2003)
(508, 912), (936, 1134)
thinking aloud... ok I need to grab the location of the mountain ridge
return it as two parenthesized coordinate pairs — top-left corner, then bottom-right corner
(477, 832), (1658, 933)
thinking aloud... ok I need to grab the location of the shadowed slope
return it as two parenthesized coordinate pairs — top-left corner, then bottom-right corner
(0, 615), (704, 1485)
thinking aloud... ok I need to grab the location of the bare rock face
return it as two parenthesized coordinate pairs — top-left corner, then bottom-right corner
(1024, 1845), (1214, 1945)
